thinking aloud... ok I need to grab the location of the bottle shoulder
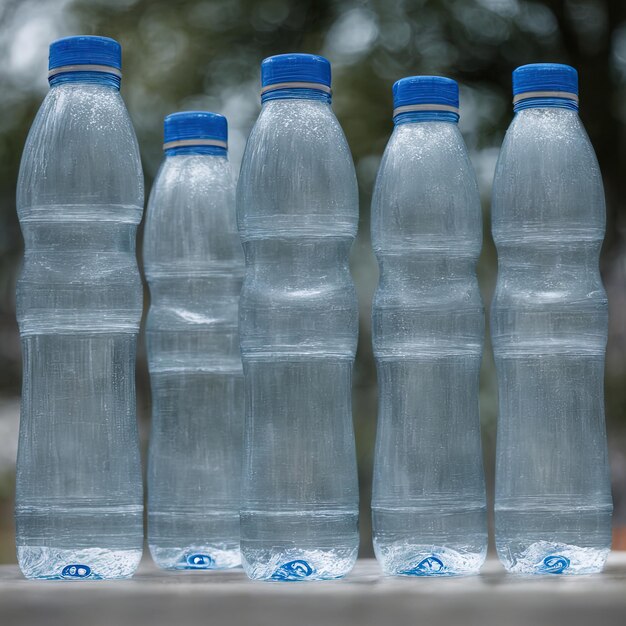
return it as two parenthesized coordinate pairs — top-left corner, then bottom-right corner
(22, 85), (138, 152)
(237, 100), (358, 237)
(241, 100), (355, 172)
(144, 156), (241, 272)
(255, 98), (343, 130)
(156, 153), (233, 177)
(17, 84), (143, 211)
(497, 109), (596, 161)
(492, 109), (605, 233)
(374, 122), (480, 203)
(494, 110), (601, 192)
(148, 155), (235, 210)
(371, 123), (482, 251)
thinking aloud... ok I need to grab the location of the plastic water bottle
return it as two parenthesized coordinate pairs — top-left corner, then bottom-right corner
(144, 112), (244, 570)
(492, 64), (612, 575)
(15, 36), (144, 580)
(371, 77), (487, 576)
(237, 54), (360, 581)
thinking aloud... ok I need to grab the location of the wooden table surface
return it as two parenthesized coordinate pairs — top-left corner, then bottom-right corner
(1, 554), (625, 626)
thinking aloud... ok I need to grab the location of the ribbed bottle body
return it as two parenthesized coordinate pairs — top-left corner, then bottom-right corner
(492, 107), (612, 574)
(237, 98), (359, 581)
(15, 82), (144, 579)
(144, 153), (244, 570)
(371, 121), (487, 576)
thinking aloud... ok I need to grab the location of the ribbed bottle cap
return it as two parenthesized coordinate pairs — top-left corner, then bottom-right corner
(48, 36), (122, 80)
(512, 63), (578, 108)
(261, 53), (331, 96)
(163, 111), (228, 151)
(392, 76), (459, 118)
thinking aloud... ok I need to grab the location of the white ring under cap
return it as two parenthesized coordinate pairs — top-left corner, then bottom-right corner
(513, 90), (579, 104)
(393, 103), (459, 117)
(261, 81), (332, 95)
(163, 138), (228, 151)
(48, 64), (122, 79)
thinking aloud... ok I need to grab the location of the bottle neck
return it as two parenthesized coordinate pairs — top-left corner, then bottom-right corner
(394, 111), (459, 125)
(261, 87), (331, 105)
(513, 95), (578, 113)
(165, 146), (228, 157)
(48, 71), (121, 90)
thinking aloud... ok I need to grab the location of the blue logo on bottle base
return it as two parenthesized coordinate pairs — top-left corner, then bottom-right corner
(271, 559), (314, 581)
(61, 564), (92, 579)
(402, 556), (446, 576)
(541, 555), (570, 574)
(185, 553), (214, 569)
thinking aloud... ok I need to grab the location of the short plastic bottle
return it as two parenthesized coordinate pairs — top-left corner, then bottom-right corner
(144, 112), (244, 570)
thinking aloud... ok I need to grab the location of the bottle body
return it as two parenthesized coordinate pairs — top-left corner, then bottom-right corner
(144, 151), (244, 569)
(237, 97), (360, 581)
(492, 107), (612, 574)
(15, 81), (144, 579)
(371, 121), (487, 576)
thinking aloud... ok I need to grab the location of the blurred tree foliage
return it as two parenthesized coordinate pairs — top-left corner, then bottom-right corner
(1, 0), (626, 551)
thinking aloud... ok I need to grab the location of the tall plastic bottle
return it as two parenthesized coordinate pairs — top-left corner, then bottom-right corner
(144, 112), (244, 570)
(492, 64), (612, 575)
(371, 77), (487, 576)
(237, 54), (360, 581)
(15, 36), (144, 580)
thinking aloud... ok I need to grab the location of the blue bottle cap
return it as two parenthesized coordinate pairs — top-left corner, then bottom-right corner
(261, 53), (331, 95)
(163, 111), (228, 151)
(48, 36), (121, 80)
(512, 63), (578, 110)
(393, 76), (459, 118)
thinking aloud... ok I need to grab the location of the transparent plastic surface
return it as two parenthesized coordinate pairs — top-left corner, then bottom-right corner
(144, 152), (243, 570)
(491, 107), (612, 575)
(371, 121), (487, 576)
(237, 97), (360, 581)
(15, 82), (144, 580)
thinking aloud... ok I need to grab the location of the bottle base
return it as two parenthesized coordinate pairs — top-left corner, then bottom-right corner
(374, 542), (486, 577)
(496, 507), (612, 575)
(241, 547), (358, 581)
(240, 510), (359, 581)
(149, 544), (241, 570)
(148, 510), (241, 570)
(372, 505), (487, 576)
(497, 540), (609, 575)
(17, 546), (142, 580)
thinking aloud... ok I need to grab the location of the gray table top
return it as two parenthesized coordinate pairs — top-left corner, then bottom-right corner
(1, 554), (625, 626)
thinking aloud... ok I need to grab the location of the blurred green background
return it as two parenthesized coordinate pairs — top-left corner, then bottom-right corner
(1, 0), (626, 562)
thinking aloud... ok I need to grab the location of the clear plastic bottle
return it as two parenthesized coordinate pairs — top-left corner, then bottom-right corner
(144, 112), (244, 570)
(237, 54), (360, 581)
(15, 36), (144, 580)
(492, 64), (612, 575)
(371, 77), (487, 576)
